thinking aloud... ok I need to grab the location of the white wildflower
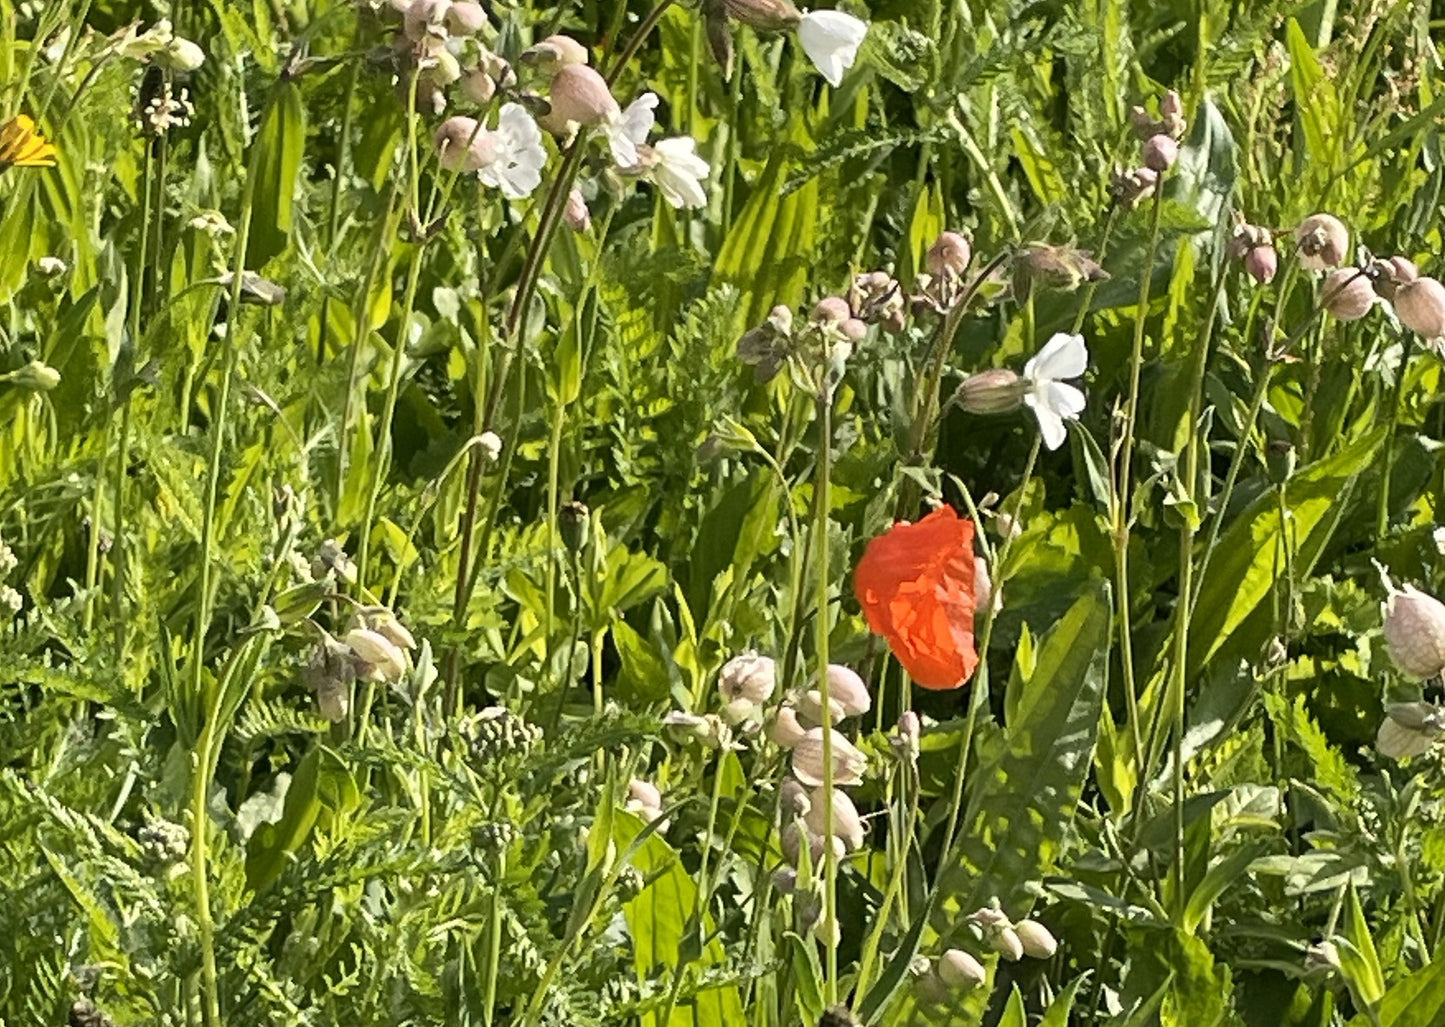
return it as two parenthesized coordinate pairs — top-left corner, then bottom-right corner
(645, 136), (710, 209)
(1022, 332), (1088, 451)
(796, 9), (867, 87)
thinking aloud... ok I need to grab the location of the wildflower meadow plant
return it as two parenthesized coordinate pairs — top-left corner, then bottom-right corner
(8, 3), (1445, 1026)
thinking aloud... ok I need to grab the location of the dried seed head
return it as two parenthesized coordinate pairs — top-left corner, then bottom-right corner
(1321, 268), (1374, 321)
(1295, 213), (1349, 270)
(936, 948), (987, 989)
(724, 0), (804, 30)
(1382, 583), (1445, 678)
(926, 231), (972, 278)
(1394, 276), (1445, 341)
(1015, 919), (1058, 958)
(823, 664), (871, 717)
(1141, 133), (1178, 172)
(955, 368), (1026, 415)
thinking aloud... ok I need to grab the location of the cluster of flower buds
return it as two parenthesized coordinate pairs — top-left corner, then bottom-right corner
(137, 816), (190, 867)
(913, 230), (974, 312)
(303, 606), (418, 721)
(464, 704), (544, 762)
(736, 295), (867, 390)
(1370, 256), (1445, 343)
(0, 533), (21, 622)
(372, 0), (501, 116)
(916, 907), (1058, 1000)
(1112, 91), (1184, 209)
(1227, 213), (1277, 285)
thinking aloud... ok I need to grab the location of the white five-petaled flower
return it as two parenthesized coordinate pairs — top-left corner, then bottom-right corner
(648, 136), (711, 209)
(609, 92), (658, 170)
(1022, 332), (1088, 451)
(482, 103), (547, 199)
(797, 9), (868, 87)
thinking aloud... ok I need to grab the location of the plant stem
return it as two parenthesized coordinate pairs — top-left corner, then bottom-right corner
(816, 359), (839, 1006)
(1113, 188), (1165, 797)
(1377, 332), (1414, 541)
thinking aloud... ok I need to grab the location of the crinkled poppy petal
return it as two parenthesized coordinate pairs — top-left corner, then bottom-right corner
(853, 506), (978, 690)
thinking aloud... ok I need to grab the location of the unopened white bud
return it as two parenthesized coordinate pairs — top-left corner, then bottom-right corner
(1322, 268), (1374, 321)
(804, 786), (865, 850)
(823, 664), (870, 718)
(768, 705), (807, 748)
(1382, 582), (1445, 678)
(791, 728), (866, 787)
(719, 651), (777, 704)
(936, 948), (987, 989)
(344, 627), (407, 683)
(1015, 919), (1058, 958)
(1394, 276), (1445, 341)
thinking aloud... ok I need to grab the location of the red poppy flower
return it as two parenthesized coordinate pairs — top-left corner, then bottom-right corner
(853, 505), (978, 689)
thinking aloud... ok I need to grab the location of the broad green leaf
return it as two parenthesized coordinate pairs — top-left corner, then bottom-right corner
(246, 80), (306, 268)
(612, 617), (672, 704)
(934, 582), (1111, 934)
(245, 746), (322, 893)
(1347, 953), (1445, 1026)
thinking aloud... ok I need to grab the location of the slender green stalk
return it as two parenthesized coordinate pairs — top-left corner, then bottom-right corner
(1377, 332), (1414, 541)
(1112, 189), (1165, 785)
(816, 365), (839, 1006)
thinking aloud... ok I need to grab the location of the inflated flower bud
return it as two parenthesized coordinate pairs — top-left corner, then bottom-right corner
(936, 948), (987, 989)
(1376, 702), (1445, 760)
(771, 866), (798, 894)
(434, 116), (493, 172)
(804, 786), (865, 850)
(1295, 213), (1349, 271)
(460, 67), (496, 105)
(1393, 277), (1445, 341)
(559, 500), (589, 553)
(955, 368), (1026, 415)
(797, 689), (844, 727)
(1321, 268), (1374, 321)
(361, 607), (417, 650)
(444, 1), (487, 34)
(564, 186), (591, 231)
(1015, 920), (1058, 958)
(1141, 133), (1178, 172)
(344, 627), (408, 682)
(768, 704), (808, 747)
(403, 0), (451, 41)
(975, 555), (996, 615)
(719, 651), (777, 705)
(1245, 243), (1278, 285)
(1382, 583), (1445, 678)
(721, 697), (760, 724)
(158, 36), (205, 72)
(523, 33), (591, 70)
(840, 317), (868, 342)
(791, 727), (867, 787)
(779, 776), (812, 817)
(811, 296), (852, 324)
(989, 926), (1024, 962)
(543, 64), (619, 133)
(891, 710), (920, 761)
(926, 231), (972, 278)
(823, 664), (871, 717)
(724, 0), (803, 30)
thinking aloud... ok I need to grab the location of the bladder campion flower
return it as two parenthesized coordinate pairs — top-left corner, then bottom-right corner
(1023, 332), (1089, 450)
(854, 505), (978, 689)
(796, 9), (867, 87)
(1295, 213), (1349, 271)
(0, 115), (57, 170)
(1381, 580), (1445, 679)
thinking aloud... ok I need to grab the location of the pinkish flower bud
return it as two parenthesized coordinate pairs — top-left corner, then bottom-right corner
(1394, 276), (1445, 340)
(768, 705), (807, 748)
(791, 727), (866, 787)
(892, 710), (920, 760)
(543, 63), (618, 132)
(719, 651), (777, 705)
(990, 926), (1024, 962)
(823, 664), (871, 718)
(955, 368), (1025, 415)
(523, 33), (590, 70)
(1295, 213), (1349, 270)
(804, 786), (865, 850)
(627, 777), (662, 811)
(564, 186), (591, 231)
(926, 231), (972, 277)
(1015, 919), (1058, 958)
(812, 295), (852, 324)
(1244, 243), (1278, 284)
(459, 67), (496, 105)
(974, 555), (995, 614)
(434, 116), (494, 172)
(1141, 133), (1178, 172)
(1383, 583), (1445, 678)
(797, 689), (843, 727)
(445, 1), (487, 34)
(403, 0), (450, 41)
(840, 317), (868, 342)
(1321, 268), (1374, 321)
(724, 0), (803, 30)
(937, 949), (987, 989)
